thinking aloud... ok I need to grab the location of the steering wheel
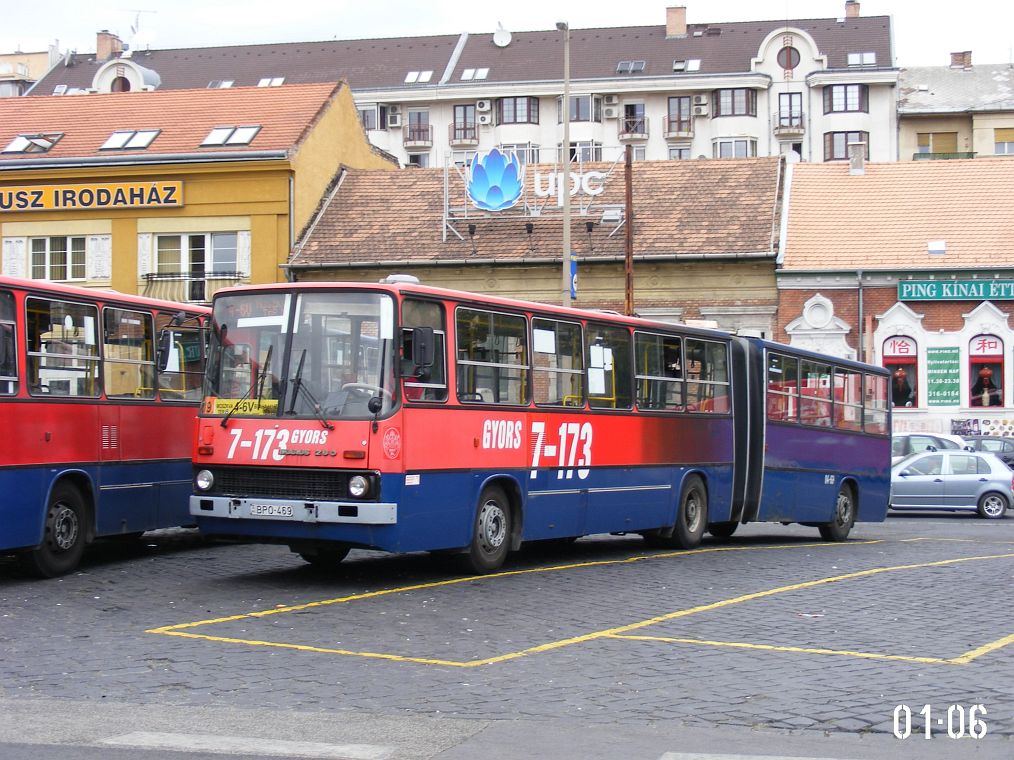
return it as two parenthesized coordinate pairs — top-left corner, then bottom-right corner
(341, 382), (393, 400)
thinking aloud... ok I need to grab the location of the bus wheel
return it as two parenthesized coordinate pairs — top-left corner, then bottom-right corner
(296, 545), (351, 568)
(21, 483), (87, 578)
(673, 476), (707, 549)
(819, 484), (855, 541)
(707, 521), (738, 539)
(460, 486), (511, 574)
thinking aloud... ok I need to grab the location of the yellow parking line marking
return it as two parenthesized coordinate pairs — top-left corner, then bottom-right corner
(146, 543), (1014, 668)
(604, 633), (950, 665)
(901, 537), (1014, 544)
(148, 540), (880, 633)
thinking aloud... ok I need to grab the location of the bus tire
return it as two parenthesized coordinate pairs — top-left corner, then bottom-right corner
(296, 545), (351, 568)
(977, 492), (1008, 519)
(819, 484), (855, 541)
(20, 482), (88, 578)
(460, 486), (511, 574)
(707, 521), (738, 539)
(645, 476), (708, 549)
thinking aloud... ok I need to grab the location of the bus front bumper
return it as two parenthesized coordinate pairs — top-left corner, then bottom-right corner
(190, 496), (397, 524)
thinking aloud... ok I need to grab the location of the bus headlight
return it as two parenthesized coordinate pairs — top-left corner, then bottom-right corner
(195, 470), (215, 491)
(348, 475), (369, 498)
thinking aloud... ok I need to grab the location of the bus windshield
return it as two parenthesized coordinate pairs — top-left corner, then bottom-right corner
(204, 290), (397, 420)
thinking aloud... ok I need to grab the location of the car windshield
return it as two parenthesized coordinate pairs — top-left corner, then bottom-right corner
(203, 290), (397, 420)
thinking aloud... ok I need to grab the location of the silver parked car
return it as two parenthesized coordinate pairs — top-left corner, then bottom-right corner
(890, 450), (1013, 519)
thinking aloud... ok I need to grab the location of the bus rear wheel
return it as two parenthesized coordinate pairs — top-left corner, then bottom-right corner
(20, 482), (88, 578)
(819, 484), (855, 541)
(708, 521), (738, 539)
(459, 486), (511, 574)
(644, 476), (708, 550)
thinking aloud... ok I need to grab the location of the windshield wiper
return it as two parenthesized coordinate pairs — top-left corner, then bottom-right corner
(285, 348), (334, 430)
(220, 345), (272, 429)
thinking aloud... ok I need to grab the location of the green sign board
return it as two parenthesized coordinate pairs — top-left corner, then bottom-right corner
(926, 347), (961, 406)
(899, 280), (1014, 301)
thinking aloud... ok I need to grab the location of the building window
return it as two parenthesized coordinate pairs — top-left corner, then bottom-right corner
(778, 93), (803, 127)
(823, 84), (869, 113)
(777, 46), (801, 71)
(496, 97), (539, 125)
(100, 129), (160, 150)
(994, 128), (1014, 155)
(499, 143), (540, 163)
(3, 133), (63, 153)
(406, 110), (430, 143)
(359, 108), (377, 131)
(969, 334), (1004, 407)
(667, 96), (691, 132)
(155, 232), (240, 301)
(713, 138), (757, 158)
(31, 237), (86, 281)
(883, 336), (918, 408)
(916, 132), (958, 155)
(452, 104), (476, 142)
(712, 88), (756, 117)
(561, 141), (602, 162)
(407, 153), (430, 167)
(824, 131), (869, 161)
(669, 146), (691, 160)
(847, 51), (877, 66)
(558, 95), (602, 123)
(622, 103), (646, 135)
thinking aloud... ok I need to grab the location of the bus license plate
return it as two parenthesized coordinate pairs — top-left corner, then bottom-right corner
(250, 504), (294, 518)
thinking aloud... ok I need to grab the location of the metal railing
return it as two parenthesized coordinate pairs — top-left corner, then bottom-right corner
(618, 116), (649, 139)
(913, 152), (976, 160)
(662, 115), (693, 138)
(403, 124), (434, 147)
(448, 123), (479, 145)
(772, 111), (805, 135)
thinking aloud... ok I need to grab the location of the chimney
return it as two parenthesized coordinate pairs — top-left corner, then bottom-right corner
(848, 141), (866, 175)
(950, 50), (972, 69)
(845, 0), (860, 17)
(666, 6), (687, 38)
(96, 30), (123, 62)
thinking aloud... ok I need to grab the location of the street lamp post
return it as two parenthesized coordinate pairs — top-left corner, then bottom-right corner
(556, 20), (571, 307)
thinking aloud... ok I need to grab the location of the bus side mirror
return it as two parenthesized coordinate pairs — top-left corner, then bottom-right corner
(400, 327), (435, 377)
(156, 329), (173, 372)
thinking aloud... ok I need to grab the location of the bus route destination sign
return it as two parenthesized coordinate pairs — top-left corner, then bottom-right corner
(926, 347), (961, 406)
(899, 280), (1014, 301)
(0, 181), (184, 212)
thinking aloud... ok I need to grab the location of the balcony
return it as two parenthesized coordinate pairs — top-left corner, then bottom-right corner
(448, 122), (479, 148)
(142, 271), (245, 305)
(663, 116), (694, 140)
(403, 124), (433, 149)
(913, 152), (976, 160)
(618, 116), (649, 141)
(772, 111), (805, 139)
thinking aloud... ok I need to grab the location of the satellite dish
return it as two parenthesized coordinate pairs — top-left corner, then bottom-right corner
(493, 23), (512, 48)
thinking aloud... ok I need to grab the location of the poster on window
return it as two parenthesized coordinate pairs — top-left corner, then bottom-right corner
(926, 347), (960, 406)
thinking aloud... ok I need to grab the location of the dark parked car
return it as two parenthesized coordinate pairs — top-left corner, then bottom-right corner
(890, 450), (1013, 518)
(962, 436), (1014, 468)
(891, 433), (963, 464)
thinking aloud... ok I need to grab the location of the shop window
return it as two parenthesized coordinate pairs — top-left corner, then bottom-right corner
(586, 324), (632, 410)
(969, 334), (1003, 407)
(883, 336), (918, 408)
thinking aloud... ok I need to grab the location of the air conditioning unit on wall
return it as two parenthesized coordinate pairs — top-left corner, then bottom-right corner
(388, 104), (400, 115)
(603, 106), (619, 119)
(476, 99), (491, 112)
(603, 94), (619, 106)
(692, 104), (709, 117)
(692, 94), (708, 106)
(387, 112), (403, 128)
(477, 112), (493, 125)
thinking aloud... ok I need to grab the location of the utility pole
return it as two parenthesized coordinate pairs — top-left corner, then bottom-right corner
(624, 143), (634, 315)
(556, 21), (571, 307)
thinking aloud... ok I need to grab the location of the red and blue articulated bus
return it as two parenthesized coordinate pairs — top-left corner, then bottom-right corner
(190, 279), (891, 573)
(0, 276), (209, 577)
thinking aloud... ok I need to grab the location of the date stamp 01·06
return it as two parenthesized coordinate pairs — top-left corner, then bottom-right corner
(893, 704), (988, 740)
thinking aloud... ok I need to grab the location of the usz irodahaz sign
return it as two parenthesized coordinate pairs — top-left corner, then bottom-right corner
(899, 280), (1014, 301)
(0, 181), (183, 212)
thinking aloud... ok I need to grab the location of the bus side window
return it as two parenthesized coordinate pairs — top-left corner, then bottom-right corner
(0, 291), (16, 395)
(587, 324), (632, 410)
(103, 307), (155, 399)
(455, 307), (528, 405)
(155, 312), (206, 401)
(25, 297), (100, 398)
(402, 300), (447, 402)
(634, 332), (683, 411)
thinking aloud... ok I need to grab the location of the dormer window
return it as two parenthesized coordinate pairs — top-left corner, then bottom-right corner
(404, 70), (434, 84)
(100, 129), (160, 150)
(3, 133), (63, 154)
(847, 51), (876, 66)
(201, 125), (262, 146)
(257, 77), (284, 87)
(208, 80), (234, 88)
(616, 60), (646, 74)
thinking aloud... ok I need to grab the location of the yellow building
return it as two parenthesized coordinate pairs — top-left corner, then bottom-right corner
(0, 81), (395, 302)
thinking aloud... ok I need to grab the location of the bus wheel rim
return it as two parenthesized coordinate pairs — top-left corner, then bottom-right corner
(836, 492), (852, 525)
(51, 505), (79, 552)
(685, 493), (701, 532)
(478, 500), (506, 553)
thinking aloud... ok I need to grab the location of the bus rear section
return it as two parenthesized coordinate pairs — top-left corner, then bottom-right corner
(743, 340), (891, 539)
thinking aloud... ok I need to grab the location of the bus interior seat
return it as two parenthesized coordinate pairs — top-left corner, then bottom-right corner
(477, 387), (495, 402)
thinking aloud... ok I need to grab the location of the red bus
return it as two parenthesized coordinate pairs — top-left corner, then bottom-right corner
(189, 279), (891, 573)
(0, 276), (208, 576)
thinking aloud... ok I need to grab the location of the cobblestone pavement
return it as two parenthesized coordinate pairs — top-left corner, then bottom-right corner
(2, 514), (1013, 745)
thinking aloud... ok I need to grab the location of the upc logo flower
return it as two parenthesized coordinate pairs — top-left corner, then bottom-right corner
(466, 149), (524, 211)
